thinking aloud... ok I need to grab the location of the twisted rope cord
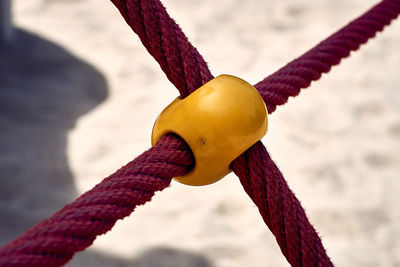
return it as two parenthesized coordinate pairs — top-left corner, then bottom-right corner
(109, 0), (214, 96)
(1, 0), (399, 266)
(106, 2), (334, 264)
(0, 134), (194, 266)
(255, 0), (400, 113)
(231, 142), (333, 266)
(231, 1), (400, 265)
(109, 0), (399, 265)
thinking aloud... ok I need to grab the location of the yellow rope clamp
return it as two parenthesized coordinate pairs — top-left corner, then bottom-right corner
(152, 74), (268, 186)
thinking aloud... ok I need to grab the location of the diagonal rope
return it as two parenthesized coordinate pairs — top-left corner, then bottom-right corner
(255, 0), (400, 113)
(1, 0), (399, 266)
(109, 0), (214, 96)
(231, 142), (333, 266)
(0, 134), (194, 267)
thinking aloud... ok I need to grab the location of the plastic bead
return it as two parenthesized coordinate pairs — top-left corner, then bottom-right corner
(152, 74), (268, 186)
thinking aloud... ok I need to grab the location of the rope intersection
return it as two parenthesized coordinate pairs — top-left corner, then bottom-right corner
(1, 0), (399, 266)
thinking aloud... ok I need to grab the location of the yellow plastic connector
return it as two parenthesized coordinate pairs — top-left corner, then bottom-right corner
(152, 74), (268, 186)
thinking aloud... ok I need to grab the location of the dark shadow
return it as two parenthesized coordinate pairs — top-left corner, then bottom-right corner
(0, 29), (108, 244)
(0, 30), (213, 267)
(69, 247), (214, 267)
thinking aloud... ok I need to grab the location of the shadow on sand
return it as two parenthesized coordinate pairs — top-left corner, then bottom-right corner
(0, 29), (107, 243)
(0, 30), (212, 266)
(71, 247), (214, 267)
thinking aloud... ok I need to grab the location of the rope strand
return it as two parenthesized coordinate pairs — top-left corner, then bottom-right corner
(109, 0), (214, 96)
(1, 0), (400, 266)
(231, 142), (333, 266)
(255, 0), (400, 113)
(0, 134), (194, 267)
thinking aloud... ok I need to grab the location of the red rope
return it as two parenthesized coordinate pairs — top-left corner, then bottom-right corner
(109, 0), (214, 96)
(1, 0), (399, 266)
(255, 0), (400, 113)
(231, 142), (333, 266)
(231, 1), (400, 265)
(0, 134), (194, 266)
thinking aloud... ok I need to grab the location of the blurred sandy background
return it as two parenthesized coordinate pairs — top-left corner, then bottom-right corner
(1, 0), (400, 266)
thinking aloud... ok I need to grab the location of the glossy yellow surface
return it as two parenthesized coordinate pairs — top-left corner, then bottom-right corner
(152, 74), (268, 186)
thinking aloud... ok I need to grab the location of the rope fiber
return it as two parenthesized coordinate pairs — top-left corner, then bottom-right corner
(255, 0), (400, 113)
(0, 134), (194, 266)
(1, 0), (399, 266)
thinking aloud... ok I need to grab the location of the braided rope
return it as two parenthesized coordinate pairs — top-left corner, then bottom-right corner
(109, 0), (214, 96)
(231, 142), (333, 266)
(0, 134), (194, 266)
(1, 0), (399, 266)
(255, 0), (400, 113)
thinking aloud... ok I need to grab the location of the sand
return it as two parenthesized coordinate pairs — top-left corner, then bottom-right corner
(1, 0), (400, 266)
